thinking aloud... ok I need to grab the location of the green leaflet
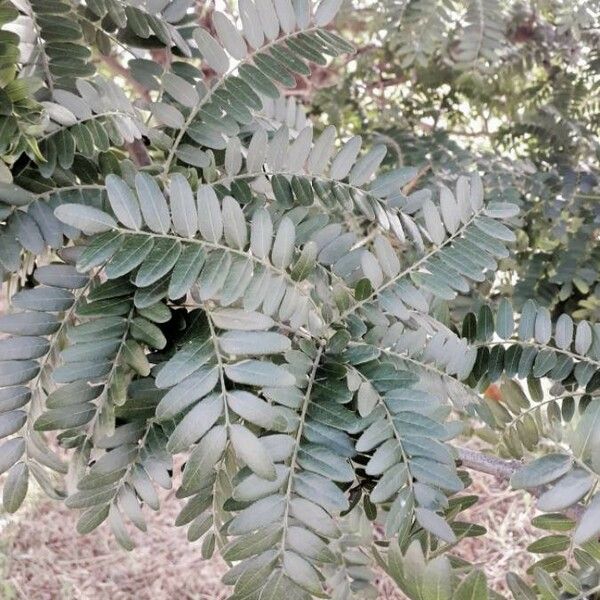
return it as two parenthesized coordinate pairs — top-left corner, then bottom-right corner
(54, 204), (116, 235)
(224, 360), (296, 387)
(167, 394), (223, 454)
(230, 424), (277, 480)
(511, 454), (573, 490)
(134, 238), (182, 287)
(105, 235), (155, 279)
(155, 366), (219, 421)
(168, 245), (206, 300)
(134, 173), (170, 234)
(106, 174), (142, 230)
(169, 174), (198, 238)
(155, 337), (213, 389)
(573, 494), (600, 545)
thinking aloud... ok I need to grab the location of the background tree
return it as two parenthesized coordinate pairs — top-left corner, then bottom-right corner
(317, 0), (600, 320)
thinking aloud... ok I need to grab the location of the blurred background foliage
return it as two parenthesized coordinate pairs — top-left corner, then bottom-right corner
(302, 0), (599, 321)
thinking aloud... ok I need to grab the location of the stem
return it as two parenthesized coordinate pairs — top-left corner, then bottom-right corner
(109, 415), (158, 509)
(24, 274), (97, 466)
(568, 583), (600, 600)
(353, 367), (413, 490)
(208, 169), (396, 207)
(113, 228), (323, 320)
(204, 306), (231, 428)
(24, 0), (54, 97)
(37, 111), (135, 144)
(83, 308), (134, 445)
(280, 343), (324, 553)
(348, 341), (482, 405)
(505, 392), (587, 431)
(77, 13), (139, 58)
(173, 301), (314, 341)
(204, 305), (236, 550)
(402, 164), (431, 195)
(338, 206), (485, 322)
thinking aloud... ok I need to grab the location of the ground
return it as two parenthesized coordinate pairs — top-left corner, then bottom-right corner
(1, 465), (539, 599)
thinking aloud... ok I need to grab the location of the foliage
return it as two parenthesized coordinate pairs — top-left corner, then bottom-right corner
(0, 1), (599, 599)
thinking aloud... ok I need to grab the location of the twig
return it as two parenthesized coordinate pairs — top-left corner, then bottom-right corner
(402, 164), (431, 195)
(125, 139), (151, 167)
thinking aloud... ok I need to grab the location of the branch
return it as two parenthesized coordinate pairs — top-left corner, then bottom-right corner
(455, 446), (586, 520)
(456, 446), (522, 479)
